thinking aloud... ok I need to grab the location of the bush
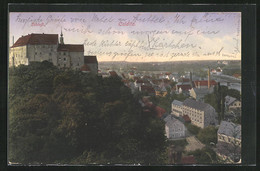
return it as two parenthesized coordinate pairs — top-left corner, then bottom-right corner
(185, 123), (201, 135)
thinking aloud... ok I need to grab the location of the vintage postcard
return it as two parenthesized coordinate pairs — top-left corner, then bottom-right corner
(8, 10), (243, 166)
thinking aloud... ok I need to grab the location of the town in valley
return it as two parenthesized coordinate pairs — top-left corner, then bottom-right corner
(8, 31), (241, 165)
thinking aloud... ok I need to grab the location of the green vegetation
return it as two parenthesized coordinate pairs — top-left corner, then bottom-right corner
(185, 123), (201, 136)
(150, 92), (187, 113)
(204, 84), (241, 122)
(197, 126), (218, 145)
(187, 147), (217, 164)
(167, 139), (188, 148)
(8, 61), (167, 165)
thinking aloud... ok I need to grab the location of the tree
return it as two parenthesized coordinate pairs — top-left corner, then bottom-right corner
(9, 61), (167, 165)
(197, 126), (218, 145)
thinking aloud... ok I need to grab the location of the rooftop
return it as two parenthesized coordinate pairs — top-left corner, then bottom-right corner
(172, 100), (183, 106)
(183, 98), (212, 111)
(84, 56), (98, 63)
(58, 44), (84, 52)
(11, 33), (58, 48)
(218, 121), (241, 139)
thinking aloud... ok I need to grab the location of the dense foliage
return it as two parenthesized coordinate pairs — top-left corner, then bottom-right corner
(187, 147), (217, 164)
(197, 126), (218, 145)
(204, 84), (241, 122)
(8, 61), (167, 165)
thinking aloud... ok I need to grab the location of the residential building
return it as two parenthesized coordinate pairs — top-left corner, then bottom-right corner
(217, 121), (241, 147)
(182, 98), (217, 128)
(225, 96), (241, 111)
(171, 100), (183, 117)
(216, 121), (241, 163)
(190, 87), (214, 102)
(84, 56), (98, 74)
(164, 115), (186, 139)
(193, 80), (217, 89)
(9, 32), (88, 71)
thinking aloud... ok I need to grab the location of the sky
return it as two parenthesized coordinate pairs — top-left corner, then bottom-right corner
(9, 12), (241, 62)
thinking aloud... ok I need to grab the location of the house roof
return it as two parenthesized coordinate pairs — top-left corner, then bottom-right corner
(172, 100), (183, 106)
(109, 71), (118, 77)
(183, 98), (212, 111)
(194, 80), (217, 87)
(155, 106), (166, 118)
(11, 33), (58, 48)
(58, 44), (84, 52)
(178, 78), (190, 83)
(225, 96), (237, 106)
(176, 84), (192, 91)
(140, 85), (155, 94)
(80, 64), (91, 72)
(192, 87), (213, 95)
(218, 121), (241, 139)
(84, 56), (98, 63)
(182, 115), (191, 122)
(181, 156), (196, 164)
(216, 141), (241, 160)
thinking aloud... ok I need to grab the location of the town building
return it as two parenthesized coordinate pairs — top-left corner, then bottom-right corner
(9, 32), (98, 72)
(182, 98), (218, 128)
(83, 56), (98, 74)
(225, 96), (241, 111)
(193, 80), (217, 89)
(190, 87), (214, 102)
(171, 100), (183, 117)
(164, 115), (186, 139)
(216, 121), (241, 163)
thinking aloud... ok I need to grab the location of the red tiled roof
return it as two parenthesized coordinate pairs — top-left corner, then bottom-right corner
(179, 78), (190, 83)
(194, 80), (217, 87)
(181, 156), (196, 164)
(176, 84), (192, 91)
(155, 106), (166, 118)
(182, 115), (191, 122)
(80, 64), (91, 71)
(11, 33), (58, 48)
(58, 44), (84, 52)
(109, 71), (118, 77)
(84, 56), (98, 63)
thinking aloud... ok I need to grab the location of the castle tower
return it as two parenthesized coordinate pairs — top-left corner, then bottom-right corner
(60, 28), (64, 44)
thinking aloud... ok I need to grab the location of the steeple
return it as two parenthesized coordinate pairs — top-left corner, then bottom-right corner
(60, 27), (64, 44)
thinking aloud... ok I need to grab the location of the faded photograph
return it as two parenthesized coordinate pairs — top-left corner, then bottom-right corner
(8, 12), (241, 165)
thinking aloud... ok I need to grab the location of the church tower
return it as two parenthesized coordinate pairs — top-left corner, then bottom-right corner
(60, 28), (64, 44)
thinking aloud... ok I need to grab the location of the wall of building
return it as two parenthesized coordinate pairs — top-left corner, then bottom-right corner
(229, 101), (241, 110)
(218, 133), (241, 147)
(9, 46), (28, 67)
(171, 104), (183, 117)
(182, 106), (205, 128)
(27, 44), (58, 64)
(165, 122), (185, 139)
(203, 106), (217, 128)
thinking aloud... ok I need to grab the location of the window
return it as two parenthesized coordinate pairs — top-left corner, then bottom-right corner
(64, 58), (66, 61)
(49, 53), (52, 56)
(64, 64), (66, 67)
(59, 57), (61, 60)
(64, 52), (66, 55)
(35, 52), (37, 55)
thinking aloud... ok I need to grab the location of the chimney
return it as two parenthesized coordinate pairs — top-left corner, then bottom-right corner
(198, 82), (200, 89)
(208, 67), (211, 89)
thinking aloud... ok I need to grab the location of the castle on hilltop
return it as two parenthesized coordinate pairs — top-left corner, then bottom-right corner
(9, 30), (98, 74)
